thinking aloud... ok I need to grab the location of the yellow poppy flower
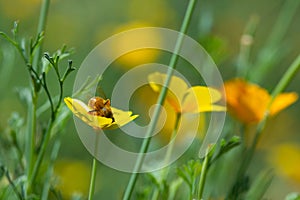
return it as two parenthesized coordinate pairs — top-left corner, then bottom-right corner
(224, 78), (298, 124)
(148, 72), (226, 113)
(133, 86), (206, 143)
(64, 97), (138, 130)
(269, 143), (300, 183)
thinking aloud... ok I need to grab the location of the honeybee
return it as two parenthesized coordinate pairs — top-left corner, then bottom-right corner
(88, 97), (115, 122)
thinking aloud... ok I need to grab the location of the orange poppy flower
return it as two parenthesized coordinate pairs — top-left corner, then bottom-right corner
(224, 78), (298, 124)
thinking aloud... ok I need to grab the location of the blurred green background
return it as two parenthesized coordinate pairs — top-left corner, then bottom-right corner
(0, 0), (300, 199)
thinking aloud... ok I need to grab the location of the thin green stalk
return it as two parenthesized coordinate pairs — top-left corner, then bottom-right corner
(244, 54), (300, 171)
(264, 0), (300, 50)
(28, 120), (55, 187)
(88, 158), (98, 200)
(162, 113), (181, 178)
(245, 54), (300, 168)
(236, 15), (259, 78)
(26, 93), (37, 180)
(41, 140), (61, 200)
(88, 132), (100, 200)
(151, 113), (181, 200)
(270, 55), (300, 100)
(29, 57), (67, 188)
(197, 151), (209, 199)
(33, 0), (50, 71)
(1, 166), (24, 200)
(122, 1), (197, 199)
(229, 54), (300, 199)
(27, 0), (51, 191)
(251, 0), (300, 82)
(0, 32), (28, 64)
(151, 189), (159, 200)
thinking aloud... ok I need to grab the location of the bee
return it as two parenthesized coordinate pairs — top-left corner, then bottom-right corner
(88, 97), (115, 122)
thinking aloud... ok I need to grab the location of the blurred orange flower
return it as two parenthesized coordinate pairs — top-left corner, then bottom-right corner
(224, 78), (298, 124)
(148, 72), (226, 114)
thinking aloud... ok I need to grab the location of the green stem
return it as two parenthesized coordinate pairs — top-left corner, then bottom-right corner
(162, 113), (181, 178)
(26, 0), (50, 192)
(41, 140), (61, 200)
(270, 54), (300, 100)
(28, 74), (63, 187)
(151, 190), (159, 200)
(197, 151), (209, 199)
(236, 15), (259, 78)
(28, 120), (55, 187)
(0, 32), (28, 64)
(28, 56), (67, 189)
(88, 132), (100, 200)
(88, 158), (98, 200)
(229, 54), (300, 199)
(33, 0), (50, 71)
(251, 0), (300, 82)
(249, 53), (300, 164)
(1, 166), (24, 200)
(122, 1), (197, 199)
(245, 54), (300, 169)
(151, 113), (181, 200)
(26, 93), (37, 182)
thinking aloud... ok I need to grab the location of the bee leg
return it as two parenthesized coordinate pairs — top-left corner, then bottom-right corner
(88, 110), (98, 115)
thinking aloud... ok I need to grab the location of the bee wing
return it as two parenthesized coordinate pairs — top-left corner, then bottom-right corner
(96, 86), (108, 99)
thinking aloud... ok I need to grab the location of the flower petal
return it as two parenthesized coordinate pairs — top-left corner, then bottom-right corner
(225, 78), (298, 124)
(270, 92), (298, 116)
(64, 97), (113, 129)
(111, 107), (139, 128)
(224, 78), (270, 123)
(148, 72), (188, 112)
(64, 97), (138, 130)
(182, 86), (226, 113)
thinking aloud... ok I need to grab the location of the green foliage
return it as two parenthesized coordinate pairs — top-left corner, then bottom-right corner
(245, 170), (273, 200)
(200, 35), (228, 65)
(0, 0), (300, 199)
(0, 45), (15, 92)
(0, 18), (75, 199)
(177, 159), (202, 198)
(176, 137), (241, 199)
(210, 136), (241, 165)
(286, 193), (300, 200)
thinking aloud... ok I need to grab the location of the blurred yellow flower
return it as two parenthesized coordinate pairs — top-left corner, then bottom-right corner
(148, 72), (226, 113)
(224, 78), (298, 124)
(109, 21), (161, 68)
(132, 85), (206, 142)
(54, 160), (90, 199)
(269, 143), (300, 183)
(64, 97), (138, 130)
